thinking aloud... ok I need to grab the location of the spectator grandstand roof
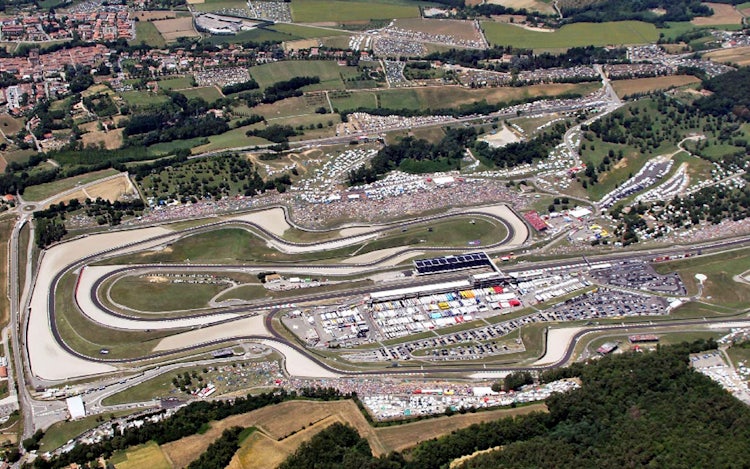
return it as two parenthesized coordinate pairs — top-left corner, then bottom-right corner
(524, 211), (548, 231)
(414, 252), (492, 275)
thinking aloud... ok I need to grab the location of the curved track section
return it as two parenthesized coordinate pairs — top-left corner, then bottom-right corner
(28, 205), (529, 382)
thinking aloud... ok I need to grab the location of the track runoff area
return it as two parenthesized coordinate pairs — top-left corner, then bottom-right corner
(28, 204), (534, 382)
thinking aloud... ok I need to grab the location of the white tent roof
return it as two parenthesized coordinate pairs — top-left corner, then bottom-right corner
(66, 395), (85, 420)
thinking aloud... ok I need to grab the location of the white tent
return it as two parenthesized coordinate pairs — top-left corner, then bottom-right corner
(66, 395), (85, 420)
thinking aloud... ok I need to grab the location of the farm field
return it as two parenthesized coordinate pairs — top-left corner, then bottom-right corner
(134, 11), (177, 21)
(248, 60), (361, 90)
(704, 46), (750, 66)
(391, 18), (484, 41)
(691, 2), (744, 26)
(192, 0), (250, 13)
(111, 442), (171, 469)
(611, 75), (701, 97)
(329, 90), (378, 111)
(375, 82), (599, 111)
(270, 23), (350, 38)
(159, 398), (547, 468)
(178, 86), (223, 102)
(42, 175), (135, 208)
(204, 28), (292, 45)
(131, 21), (167, 48)
(22, 168), (120, 202)
(485, 0), (555, 14)
(290, 0), (420, 23)
(152, 17), (200, 42)
(482, 21), (659, 49)
(81, 127), (124, 151)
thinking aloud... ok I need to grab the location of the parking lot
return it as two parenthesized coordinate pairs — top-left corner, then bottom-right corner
(589, 260), (686, 295)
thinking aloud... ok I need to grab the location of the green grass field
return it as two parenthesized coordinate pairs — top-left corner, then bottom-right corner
(110, 441), (172, 469)
(147, 137), (207, 156)
(204, 28), (293, 45)
(55, 273), (185, 359)
(131, 22), (167, 48)
(290, 0), (419, 23)
(158, 76), (195, 90)
(107, 216), (508, 266)
(190, 126), (270, 153)
(0, 113), (23, 136)
(249, 60), (361, 91)
(22, 169), (120, 201)
(178, 86), (223, 102)
(270, 23), (350, 38)
(109, 277), (228, 312)
(40, 411), (134, 452)
(329, 91), (378, 111)
(192, 0), (250, 12)
(654, 248), (750, 310)
(482, 21), (659, 49)
(120, 90), (170, 108)
(2, 149), (36, 165)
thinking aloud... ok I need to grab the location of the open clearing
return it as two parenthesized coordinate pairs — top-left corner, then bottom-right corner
(0, 113), (23, 136)
(485, 0), (555, 14)
(22, 168), (120, 202)
(376, 82), (599, 111)
(692, 2), (744, 25)
(46, 172), (135, 206)
(705, 46), (750, 66)
(271, 23), (350, 39)
(81, 127), (124, 150)
(132, 21), (167, 48)
(290, 0), (420, 23)
(482, 20), (658, 49)
(249, 60), (361, 91)
(611, 75), (701, 97)
(392, 18), (484, 41)
(111, 442), (172, 469)
(152, 17), (200, 42)
(135, 11), (177, 21)
(178, 86), (223, 102)
(163, 399), (547, 468)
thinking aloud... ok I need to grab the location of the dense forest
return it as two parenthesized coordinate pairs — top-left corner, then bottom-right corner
(122, 93), (228, 146)
(425, 45), (626, 71)
(474, 121), (569, 168)
(348, 127), (477, 183)
(277, 339), (750, 469)
(558, 0), (718, 24)
(696, 67), (750, 121)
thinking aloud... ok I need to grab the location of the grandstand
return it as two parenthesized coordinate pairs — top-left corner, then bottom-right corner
(414, 252), (495, 275)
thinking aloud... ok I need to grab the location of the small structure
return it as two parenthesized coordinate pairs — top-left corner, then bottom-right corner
(629, 334), (659, 343)
(66, 395), (86, 420)
(597, 342), (618, 355)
